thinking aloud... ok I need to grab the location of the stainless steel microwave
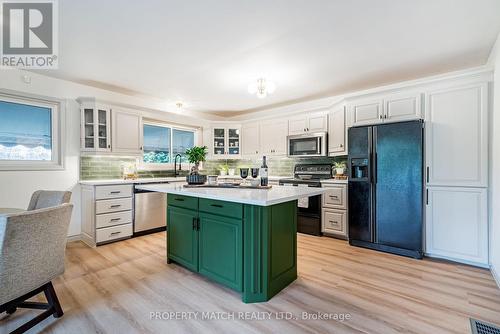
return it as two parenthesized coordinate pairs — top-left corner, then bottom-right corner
(287, 132), (328, 157)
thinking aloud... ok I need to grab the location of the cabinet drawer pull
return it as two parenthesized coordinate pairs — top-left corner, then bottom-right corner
(329, 195), (339, 199)
(329, 220), (338, 224)
(110, 218), (121, 222)
(110, 191), (121, 194)
(110, 204), (121, 208)
(210, 204), (223, 208)
(174, 198), (185, 202)
(110, 231), (121, 236)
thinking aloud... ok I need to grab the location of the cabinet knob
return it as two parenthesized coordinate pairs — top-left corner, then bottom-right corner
(340, 144), (343, 147)
(108, 144), (111, 148)
(384, 114), (388, 119)
(379, 115), (383, 120)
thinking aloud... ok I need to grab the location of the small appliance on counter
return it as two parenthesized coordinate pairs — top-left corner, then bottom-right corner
(122, 162), (138, 180)
(279, 163), (332, 236)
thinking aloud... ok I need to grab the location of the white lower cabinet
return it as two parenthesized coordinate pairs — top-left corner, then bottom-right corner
(425, 186), (488, 266)
(322, 209), (347, 236)
(81, 184), (134, 246)
(321, 183), (348, 239)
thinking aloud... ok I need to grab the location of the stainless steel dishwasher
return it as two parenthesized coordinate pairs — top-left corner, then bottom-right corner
(134, 183), (167, 235)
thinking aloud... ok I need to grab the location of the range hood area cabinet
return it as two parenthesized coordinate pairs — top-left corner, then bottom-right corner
(348, 92), (422, 127)
(79, 98), (144, 155)
(288, 113), (328, 135)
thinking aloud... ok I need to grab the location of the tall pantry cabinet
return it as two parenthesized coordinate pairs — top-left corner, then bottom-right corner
(424, 82), (489, 266)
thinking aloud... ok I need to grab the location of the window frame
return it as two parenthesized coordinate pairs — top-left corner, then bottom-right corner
(0, 90), (64, 171)
(140, 120), (197, 171)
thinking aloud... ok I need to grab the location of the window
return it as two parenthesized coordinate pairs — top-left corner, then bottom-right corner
(143, 123), (195, 165)
(0, 92), (63, 170)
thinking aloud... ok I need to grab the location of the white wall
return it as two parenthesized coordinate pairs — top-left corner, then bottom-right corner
(0, 69), (212, 237)
(488, 32), (500, 286)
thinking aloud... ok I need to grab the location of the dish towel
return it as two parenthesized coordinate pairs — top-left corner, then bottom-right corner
(298, 197), (309, 208)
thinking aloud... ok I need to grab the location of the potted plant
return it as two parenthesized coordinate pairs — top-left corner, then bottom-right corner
(220, 162), (229, 176)
(185, 146), (208, 184)
(333, 161), (347, 176)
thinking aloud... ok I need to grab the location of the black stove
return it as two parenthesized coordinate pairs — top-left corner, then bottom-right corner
(279, 164), (332, 236)
(279, 164), (332, 187)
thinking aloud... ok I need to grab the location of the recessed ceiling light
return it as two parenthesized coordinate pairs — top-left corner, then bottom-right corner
(248, 78), (276, 99)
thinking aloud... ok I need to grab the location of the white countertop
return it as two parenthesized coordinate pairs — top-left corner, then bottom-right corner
(320, 178), (348, 184)
(79, 177), (188, 186)
(217, 175), (283, 181)
(134, 183), (328, 206)
(79, 175), (284, 186)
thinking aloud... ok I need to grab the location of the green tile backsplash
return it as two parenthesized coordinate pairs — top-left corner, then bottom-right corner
(80, 155), (347, 180)
(202, 156), (347, 177)
(80, 156), (188, 180)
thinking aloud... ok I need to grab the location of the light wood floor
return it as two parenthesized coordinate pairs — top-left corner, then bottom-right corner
(2, 232), (500, 334)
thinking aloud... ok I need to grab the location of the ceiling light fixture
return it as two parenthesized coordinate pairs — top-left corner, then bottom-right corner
(247, 78), (276, 99)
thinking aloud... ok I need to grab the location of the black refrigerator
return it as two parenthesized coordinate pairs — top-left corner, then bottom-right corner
(348, 120), (424, 259)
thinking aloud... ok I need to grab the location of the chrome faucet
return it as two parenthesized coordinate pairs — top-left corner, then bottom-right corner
(174, 154), (182, 177)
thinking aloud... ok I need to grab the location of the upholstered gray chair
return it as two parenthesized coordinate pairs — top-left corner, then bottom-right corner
(0, 203), (73, 334)
(27, 190), (72, 211)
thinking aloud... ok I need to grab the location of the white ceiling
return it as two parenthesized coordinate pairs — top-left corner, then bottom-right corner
(44, 0), (500, 115)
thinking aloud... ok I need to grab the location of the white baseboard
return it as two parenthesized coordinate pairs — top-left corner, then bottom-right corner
(491, 264), (500, 289)
(67, 234), (81, 243)
(425, 253), (490, 268)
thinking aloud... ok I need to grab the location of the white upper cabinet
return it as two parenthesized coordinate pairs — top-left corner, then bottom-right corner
(349, 93), (422, 126)
(425, 83), (488, 187)
(241, 122), (260, 156)
(308, 114), (328, 132)
(328, 105), (347, 156)
(425, 186), (488, 266)
(111, 109), (143, 155)
(384, 93), (422, 122)
(288, 116), (308, 135)
(260, 119), (288, 156)
(80, 100), (111, 153)
(349, 99), (383, 126)
(211, 125), (241, 159)
(288, 113), (327, 135)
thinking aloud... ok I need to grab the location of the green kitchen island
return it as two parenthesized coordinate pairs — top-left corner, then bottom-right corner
(134, 183), (326, 303)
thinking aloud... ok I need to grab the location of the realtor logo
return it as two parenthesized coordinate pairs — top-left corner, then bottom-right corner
(1, 0), (58, 68)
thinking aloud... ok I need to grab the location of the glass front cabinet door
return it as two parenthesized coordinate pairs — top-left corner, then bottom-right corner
(212, 126), (241, 159)
(227, 128), (240, 156)
(80, 101), (111, 152)
(213, 128), (226, 157)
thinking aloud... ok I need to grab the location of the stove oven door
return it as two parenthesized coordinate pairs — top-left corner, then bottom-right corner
(282, 183), (322, 236)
